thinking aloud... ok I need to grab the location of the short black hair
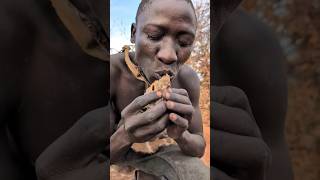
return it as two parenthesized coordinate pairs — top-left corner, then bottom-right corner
(135, 0), (196, 23)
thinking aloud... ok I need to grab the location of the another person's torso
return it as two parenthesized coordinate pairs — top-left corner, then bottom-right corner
(2, 0), (107, 163)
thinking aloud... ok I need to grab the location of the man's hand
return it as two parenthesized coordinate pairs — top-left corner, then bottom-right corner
(161, 87), (205, 158)
(36, 107), (108, 180)
(121, 91), (169, 143)
(110, 91), (170, 163)
(163, 88), (194, 139)
(211, 86), (271, 180)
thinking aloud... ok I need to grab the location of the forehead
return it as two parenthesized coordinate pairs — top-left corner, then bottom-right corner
(137, 0), (197, 29)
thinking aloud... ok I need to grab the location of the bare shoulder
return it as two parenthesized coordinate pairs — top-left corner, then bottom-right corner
(110, 53), (124, 97)
(176, 65), (200, 105)
(110, 53), (123, 72)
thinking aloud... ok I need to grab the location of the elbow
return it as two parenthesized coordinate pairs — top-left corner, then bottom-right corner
(184, 147), (205, 158)
(194, 140), (206, 158)
(195, 135), (206, 158)
(184, 139), (206, 158)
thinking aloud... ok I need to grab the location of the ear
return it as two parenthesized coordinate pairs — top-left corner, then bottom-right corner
(130, 23), (137, 44)
(212, 0), (243, 38)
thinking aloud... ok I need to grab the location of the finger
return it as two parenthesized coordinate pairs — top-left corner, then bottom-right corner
(166, 101), (194, 116)
(168, 88), (189, 97)
(121, 91), (162, 116)
(164, 91), (191, 105)
(126, 101), (167, 130)
(211, 166), (238, 180)
(211, 102), (261, 137)
(212, 129), (271, 175)
(133, 114), (169, 139)
(211, 86), (253, 115)
(169, 113), (188, 129)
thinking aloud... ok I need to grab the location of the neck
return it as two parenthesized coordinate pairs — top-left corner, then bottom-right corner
(121, 52), (146, 93)
(122, 46), (150, 88)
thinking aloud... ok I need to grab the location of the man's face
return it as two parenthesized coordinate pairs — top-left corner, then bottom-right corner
(131, 0), (197, 83)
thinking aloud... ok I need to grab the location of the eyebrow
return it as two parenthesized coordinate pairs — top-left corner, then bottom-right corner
(143, 24), (195, 37)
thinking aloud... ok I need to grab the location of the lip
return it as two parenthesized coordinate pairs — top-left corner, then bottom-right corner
(149, 69), (175, 84)
(152, 73), (162, 81)
(149, 70), (169, 83)
(155, 69), (175, 77)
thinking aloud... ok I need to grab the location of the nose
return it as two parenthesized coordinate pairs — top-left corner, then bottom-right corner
(156, 38), (178, 65)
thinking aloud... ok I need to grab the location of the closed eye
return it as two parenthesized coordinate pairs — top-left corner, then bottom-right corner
(178, 35), (194, 47)
(147, 33), (163, 41)
(143, 24), (165, 41)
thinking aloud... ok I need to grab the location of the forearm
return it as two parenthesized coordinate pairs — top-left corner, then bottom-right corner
(110, 125), (132, 164)
(175, 130), (205, 157)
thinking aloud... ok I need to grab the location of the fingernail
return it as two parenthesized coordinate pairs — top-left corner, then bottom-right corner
(156, 91), (162, 97)
(170, 113), (177, 120)
(165, 92), (170, 99)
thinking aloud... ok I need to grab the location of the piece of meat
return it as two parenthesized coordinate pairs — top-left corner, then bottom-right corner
(146, 74), (171, 93)
(131, 74), (176, 154)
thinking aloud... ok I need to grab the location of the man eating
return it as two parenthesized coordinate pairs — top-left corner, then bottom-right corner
(110, 0), (209, 179)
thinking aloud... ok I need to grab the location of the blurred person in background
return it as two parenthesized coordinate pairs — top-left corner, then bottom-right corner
(211, 0), (293, 179)
(0, 0), (108, 179)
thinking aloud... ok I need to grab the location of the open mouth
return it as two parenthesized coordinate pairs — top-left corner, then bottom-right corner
(156, 69), (175, 77)
(151, 69), (175, 82)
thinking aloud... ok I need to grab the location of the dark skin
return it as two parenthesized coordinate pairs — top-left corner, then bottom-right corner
(0, 0), (108, 179)
(110, 0), (205, 164)
(211, 9), (293, 180)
